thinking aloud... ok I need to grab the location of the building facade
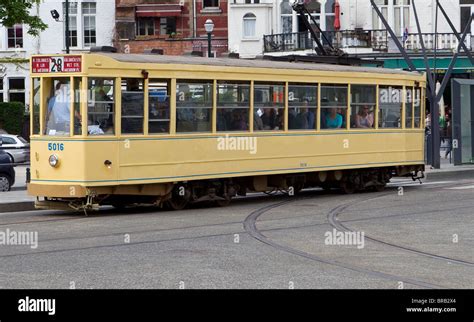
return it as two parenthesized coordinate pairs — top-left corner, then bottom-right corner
(115, 0), (229, 57)
(0, 0), (115, 109)
(229, 0), (474, 58)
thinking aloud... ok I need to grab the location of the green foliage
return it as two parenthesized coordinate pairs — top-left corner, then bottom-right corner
(0, 0), (47, 36)
(0, 102), (25, 135)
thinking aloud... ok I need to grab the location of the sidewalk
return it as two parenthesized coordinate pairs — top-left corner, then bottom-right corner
(424, 157), (474, 180)
(1, 162), (474, 213)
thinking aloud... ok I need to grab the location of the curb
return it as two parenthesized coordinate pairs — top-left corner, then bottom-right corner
(425, 168), (474, 181)
(0, 201), (36, 213)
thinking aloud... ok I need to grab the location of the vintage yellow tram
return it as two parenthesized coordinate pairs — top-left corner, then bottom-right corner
(27, 52), (426, 210)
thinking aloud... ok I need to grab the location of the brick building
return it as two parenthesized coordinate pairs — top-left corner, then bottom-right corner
(115, 0), (228, 57)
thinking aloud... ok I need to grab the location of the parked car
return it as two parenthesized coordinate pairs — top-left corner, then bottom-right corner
(0, 134), (30, 164)
(0, 148), (15, 191)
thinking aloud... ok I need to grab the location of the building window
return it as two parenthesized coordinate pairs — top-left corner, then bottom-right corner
(63, 2), (78, 47)
(0, 78), (4, 102)
(325, 0), (336, 32)
(281, 0), (293, 34)
(8, 78), (25, 105)
(460, 0), (474, 33)
(372, 0), (388, 30)
(137, 18), (155, 36)
(394, 0), (410, 36)
(245, 0), (260, 3)
(160, 17), (176, 35)
(243, 13), (256, 38)
(7, 24), (23, 48)
(203, 0), (219, 8)
(82, 2), (96, 47)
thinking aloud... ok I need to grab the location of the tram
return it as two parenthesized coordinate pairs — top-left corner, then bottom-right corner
(27, 52), (426, 210)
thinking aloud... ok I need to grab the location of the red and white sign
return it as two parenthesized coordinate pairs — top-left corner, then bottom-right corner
(32, 56), (82, 73)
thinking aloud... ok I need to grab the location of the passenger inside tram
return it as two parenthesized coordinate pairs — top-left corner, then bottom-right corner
(354, 105), (374, 128)
(323, 108), (344, 129)
(45, 81), (71, 136)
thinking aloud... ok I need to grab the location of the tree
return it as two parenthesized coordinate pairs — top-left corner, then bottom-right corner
(0, 0), (47, 36)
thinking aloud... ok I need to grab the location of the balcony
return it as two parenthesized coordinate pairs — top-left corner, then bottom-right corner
(403, 33), (472, 52)
(263, 30), (388, 54)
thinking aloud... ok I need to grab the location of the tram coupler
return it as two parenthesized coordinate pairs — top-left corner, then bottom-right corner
(411, 171), (424, 184)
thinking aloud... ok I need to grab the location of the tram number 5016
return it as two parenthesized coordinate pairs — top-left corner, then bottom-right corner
(48, 143), (65, 151)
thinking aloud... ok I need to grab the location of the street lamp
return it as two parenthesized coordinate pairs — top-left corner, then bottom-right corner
(204, 19), (214, 58)
(50, 0), (70, 54)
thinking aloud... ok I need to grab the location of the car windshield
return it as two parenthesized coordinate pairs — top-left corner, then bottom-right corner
(17, 136), (28, 144)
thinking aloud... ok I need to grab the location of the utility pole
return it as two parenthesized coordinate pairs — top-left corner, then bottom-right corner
(65, 0), (70, 54)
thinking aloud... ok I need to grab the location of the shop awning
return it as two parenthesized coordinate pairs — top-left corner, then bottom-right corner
(136, 4), (182, 17)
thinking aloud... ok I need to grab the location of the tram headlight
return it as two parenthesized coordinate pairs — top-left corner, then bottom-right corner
(49, 154), (60, 168)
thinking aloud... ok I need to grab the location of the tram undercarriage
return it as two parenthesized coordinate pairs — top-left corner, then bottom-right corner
(31, 165), (424, 212)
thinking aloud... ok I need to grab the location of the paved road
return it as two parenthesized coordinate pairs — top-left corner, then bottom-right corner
(0, 178), (473, 289)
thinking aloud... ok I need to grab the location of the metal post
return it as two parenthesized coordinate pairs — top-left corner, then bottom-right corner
(65, 0), (70, 54)
(370, 0), (417, 72)
(413, 0), (440, 168)
(207, 32), (212, 58)
(436, 0), (474, 65)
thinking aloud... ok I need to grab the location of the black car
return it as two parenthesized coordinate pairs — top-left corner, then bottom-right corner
(0, 147), (15, 191)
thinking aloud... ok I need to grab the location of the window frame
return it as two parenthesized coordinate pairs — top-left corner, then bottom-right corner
(7, 24), (23, 49)
(63, 2), (79, 48)
(82, 2), (97, 48)
(243, 13), (257, 39)
(7, 77), (26, 106)
(203, 0), (219, 8)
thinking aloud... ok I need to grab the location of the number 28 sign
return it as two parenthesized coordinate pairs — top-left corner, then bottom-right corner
(32, 56), (82, 73)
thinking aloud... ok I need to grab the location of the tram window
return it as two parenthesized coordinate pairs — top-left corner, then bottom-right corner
(32, 78), (40, 135)
(405, 87), (414, 129)
(350, 85), (375, 129)
(254, 83), (285, 131)
(149, 79), (170, 134)
(44, 77), (71, 136)
(73, 77), (82, 135)
(414, 87), (422, 128)
(321, 84), (348, 130)
(217, 82), (250, 132)
(288, 84), (318, 131)
(176, 80), (212, 133)
(379, 86), (402, 128)
(121, 78), (144, 134)
(88, 78), (115, 135)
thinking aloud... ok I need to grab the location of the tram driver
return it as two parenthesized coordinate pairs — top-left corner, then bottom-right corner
(46, 82), (71, 135)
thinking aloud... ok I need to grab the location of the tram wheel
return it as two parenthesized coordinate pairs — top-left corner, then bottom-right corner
(166, 197), (189, 210)
(341, 181), (356, 194)
(216, 196), (232, 207)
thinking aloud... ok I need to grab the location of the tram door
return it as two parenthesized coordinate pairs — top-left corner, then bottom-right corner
(452, 79), (474, 165)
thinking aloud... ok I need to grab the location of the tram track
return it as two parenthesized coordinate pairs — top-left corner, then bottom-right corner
(243, 198), (446, 289)
(327, 200), (474, 267)
(1, 181), (470, 274)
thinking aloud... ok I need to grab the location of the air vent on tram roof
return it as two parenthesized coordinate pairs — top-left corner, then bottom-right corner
(90, 46), (118, 53)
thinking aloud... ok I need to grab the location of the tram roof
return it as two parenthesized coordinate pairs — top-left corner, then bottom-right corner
(95, 53), (421, 77)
